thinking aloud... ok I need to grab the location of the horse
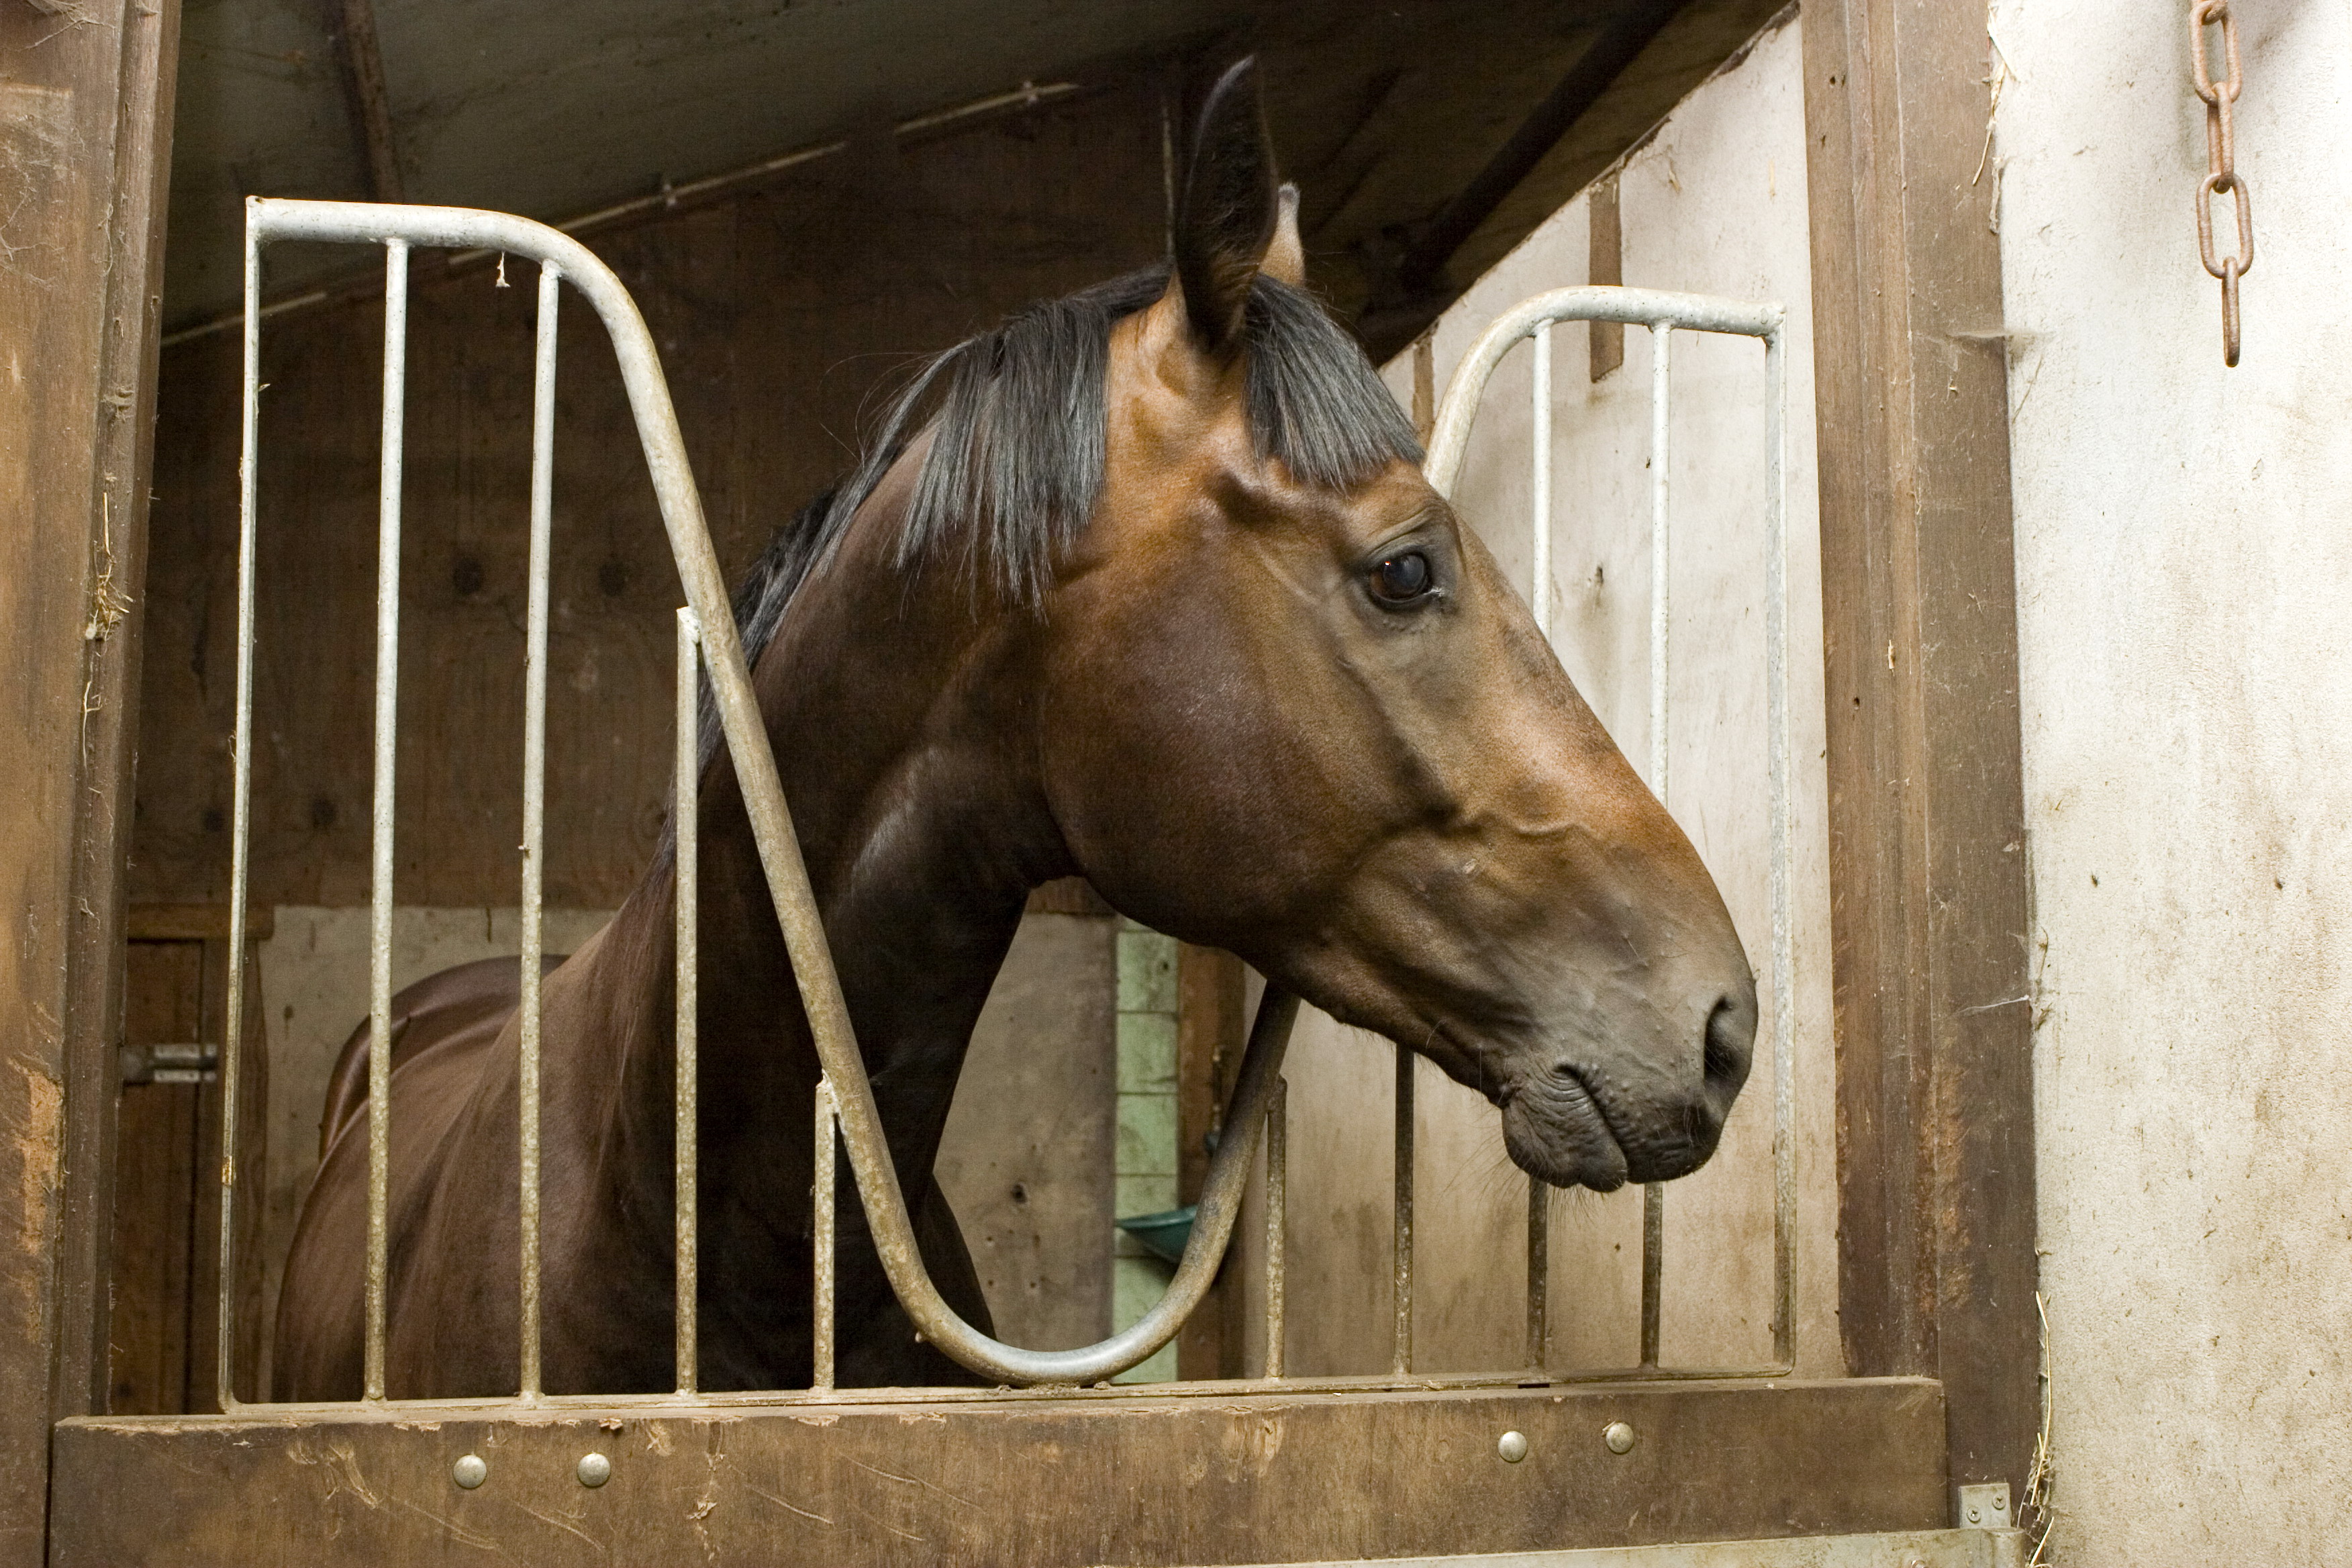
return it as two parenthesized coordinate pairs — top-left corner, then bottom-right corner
(273, 58), (1759, 1400)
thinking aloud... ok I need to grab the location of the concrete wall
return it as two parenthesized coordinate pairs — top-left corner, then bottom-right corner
(1990, 1), (2352, 1560)
(1233, 15), (1838, 1381)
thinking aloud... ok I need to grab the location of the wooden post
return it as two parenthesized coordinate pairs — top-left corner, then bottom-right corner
(1801, 0), (2039, 1511)
(0, 0), (181, 1551)
(1175, 944), (1246, 1379)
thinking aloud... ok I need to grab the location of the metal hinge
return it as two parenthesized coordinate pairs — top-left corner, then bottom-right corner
(119, 1042), (219, 1085)
(1957, 1481), (2013, 1530)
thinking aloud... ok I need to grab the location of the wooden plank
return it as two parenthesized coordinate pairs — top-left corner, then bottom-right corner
(126, 903), (276, 942)
(52, 1377), (1947, 1566)
(110, 942), (207, 1414)
(0, 0), (180, 1557)
(1175, 944), (1246, 1379)
(1800, 0), (2038, 1506)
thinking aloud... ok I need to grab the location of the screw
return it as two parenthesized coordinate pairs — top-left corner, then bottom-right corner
(1603, 1421), (1636, 1455)
(577, 1452), (612, 1488)
(1497, 1430), (1529, 1463)
(451, 1453), (487, 1489)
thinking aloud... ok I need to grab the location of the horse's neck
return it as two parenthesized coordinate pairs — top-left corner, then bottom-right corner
(591, 487), (1069, 1195)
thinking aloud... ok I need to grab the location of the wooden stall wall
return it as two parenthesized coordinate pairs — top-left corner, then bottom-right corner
(126, 78), (1169, 1396)
(136, 79), (1169, 908)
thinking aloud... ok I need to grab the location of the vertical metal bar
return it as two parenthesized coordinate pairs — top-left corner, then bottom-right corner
(1640, 318), (1671, 1375)
(516, 260), (558, 1401)
(812, 1077), (836, 1392)
(1525, 316), (1557, 1381)
(364, 238), (409, 1403)
(1640, 1183), (1664, 1369)
(1263, 1075), (1287, 1379)
(674, 607), (701, 1395)
(1526, 1178), (1549, 1372)
(217, 222), (264, 1413)
(1764, 323), (1797, 1369)
(1530, 322), (1553, 638)
(1391, 1042), (1415, 1377)
(1647, 320), (1673, 799)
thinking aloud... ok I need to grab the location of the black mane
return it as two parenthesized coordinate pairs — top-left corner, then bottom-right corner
(683, 265), (1420, 783)
(728, 264), (1421, 662)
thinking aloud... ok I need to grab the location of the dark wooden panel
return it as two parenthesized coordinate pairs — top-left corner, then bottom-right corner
(133, 79), (1168, 910)
(1801, 0), (2038, 1508)
(1176, 944), (1246, 1380)
(0, 0), (180, 1559)
(110, 942), (206, 1415)
(54, 1377), (1946, 1566)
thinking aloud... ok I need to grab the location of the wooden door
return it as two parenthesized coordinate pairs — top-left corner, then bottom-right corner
(109, 910), (270, 1414)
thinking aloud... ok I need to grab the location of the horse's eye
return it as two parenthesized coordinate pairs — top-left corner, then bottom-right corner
(1370, 551), (1433, 603)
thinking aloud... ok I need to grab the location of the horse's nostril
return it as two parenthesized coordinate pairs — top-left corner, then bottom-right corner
(1702, 996), (1751, 1091)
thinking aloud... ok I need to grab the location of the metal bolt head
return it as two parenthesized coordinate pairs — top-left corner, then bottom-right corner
(451, 1453), (487, 1489)
(1497, 1430), (1530, 1463)
(577, 1451), (611, 1488)
(1603, 1420), (1637, 1455)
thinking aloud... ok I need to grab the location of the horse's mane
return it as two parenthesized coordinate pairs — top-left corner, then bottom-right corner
(686, 264), (1420, 776)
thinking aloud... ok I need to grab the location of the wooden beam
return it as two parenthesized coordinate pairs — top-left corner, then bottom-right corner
(54, 1377), (1947, 1565)
(326, 0), (404, 203)
(0, 0), (181, 1553)
(1800, 0), (2039, 1511)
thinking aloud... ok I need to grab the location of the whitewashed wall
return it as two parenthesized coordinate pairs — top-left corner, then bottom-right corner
(1248, 13), (1839, 1380)
(1992, 1), (2352, 1560)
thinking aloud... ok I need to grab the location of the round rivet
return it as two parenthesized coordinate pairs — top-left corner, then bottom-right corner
(451, 1453), (487, 1489)
(1497, 1430), (1530, 1463)
(1603, 1421), (1637, 1455)
(577, 1452), (611, 1488)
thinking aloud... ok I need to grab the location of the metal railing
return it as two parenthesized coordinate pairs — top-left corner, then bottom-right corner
(1424, 285), (1796, 1377)
(220, 199), (1297, 1408)
(218, 198), (1794, 1407)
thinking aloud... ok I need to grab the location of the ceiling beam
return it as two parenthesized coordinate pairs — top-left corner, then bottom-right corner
(324, 0), (403, 203)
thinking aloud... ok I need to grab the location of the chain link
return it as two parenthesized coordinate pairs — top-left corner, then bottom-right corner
(2191, 0), (2253, 365)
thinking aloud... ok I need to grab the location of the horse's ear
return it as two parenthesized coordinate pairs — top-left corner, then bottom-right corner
(1174, 58), (1279, 354)
(1262, 183), (1305, 287)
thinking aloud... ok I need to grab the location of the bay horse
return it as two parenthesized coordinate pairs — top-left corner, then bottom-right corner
(274, 59), (1758, 1400)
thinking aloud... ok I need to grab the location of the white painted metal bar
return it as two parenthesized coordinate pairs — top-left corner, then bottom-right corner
(364, 238), (410, 1403)
(1763, 328), (1796, 1367)
(1526, 1178), (1549, 1371)
(1530, 322), (1553, 639)
(674, 607), (701, 1395)
(1263, 1075), (1287, 1379)
(1525, 323), (1554, 1369)
(1426, 284), (1796, 1377)
(812, 1077), (836, 1392)
(516, 260), (558, 1400)
(1392, 1042), (1415, 1376)
(215, 219), (264, 1412)
(1640, 317), (1672, 1373)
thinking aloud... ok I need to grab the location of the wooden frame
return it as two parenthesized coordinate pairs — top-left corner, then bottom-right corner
(1802, 0), (2040, 1504)
(0, 1), (181, 1562)
(54, 1377), (1946, 1565)
(18, 0), (2039, 1551)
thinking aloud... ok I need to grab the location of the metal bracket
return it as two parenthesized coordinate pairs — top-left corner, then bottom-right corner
(119, 1042), (219, 1085)
(1956, 1481), (2012, 1530)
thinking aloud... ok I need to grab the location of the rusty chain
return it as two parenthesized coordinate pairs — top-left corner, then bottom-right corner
(2191, 0), (2253, 365)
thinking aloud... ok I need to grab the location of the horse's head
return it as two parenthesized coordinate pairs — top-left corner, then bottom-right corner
(1026, 61), (1757, 1193)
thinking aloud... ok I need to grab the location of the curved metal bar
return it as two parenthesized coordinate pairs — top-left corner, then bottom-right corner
(1420, 277), (1798, 1377)
(242, 198), (1302, 1389)
(1424, 285), (1783, 498)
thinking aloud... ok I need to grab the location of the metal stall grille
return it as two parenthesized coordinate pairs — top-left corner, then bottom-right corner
(1419, 287), (1798, 1381)
(219, 201), (1792, 1410)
